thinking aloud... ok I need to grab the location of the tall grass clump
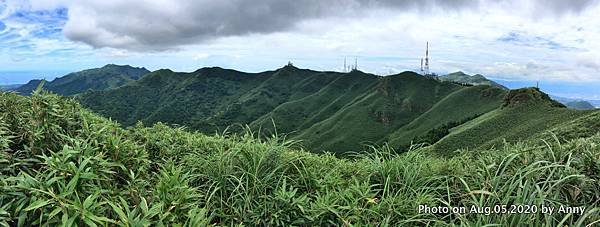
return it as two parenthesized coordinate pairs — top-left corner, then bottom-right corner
(440, 138), (600, 226)
(0, 91), (599, 226)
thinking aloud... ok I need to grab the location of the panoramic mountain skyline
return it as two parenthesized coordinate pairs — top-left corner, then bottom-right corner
(1, 0), (600, 99)
(2, 2), (600, 225)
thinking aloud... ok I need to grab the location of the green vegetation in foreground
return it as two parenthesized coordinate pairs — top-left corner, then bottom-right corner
(14, 64), (149, 96)
(1, 90), (600, 226)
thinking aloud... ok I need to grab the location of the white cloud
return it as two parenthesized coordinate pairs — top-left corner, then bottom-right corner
(192, 53), (211, 61)
(36, 0), (595, 51)
(2, 0), (600, 84)
(57, 0), (478, 51)
(576, 52), (600, 71)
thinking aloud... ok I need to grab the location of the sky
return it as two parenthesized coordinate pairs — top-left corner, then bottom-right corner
(1, 0), (600, 99)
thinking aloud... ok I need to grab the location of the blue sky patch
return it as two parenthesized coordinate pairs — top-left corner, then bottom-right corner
(497, 31), (573, 51)
(497, 32), (522, 42)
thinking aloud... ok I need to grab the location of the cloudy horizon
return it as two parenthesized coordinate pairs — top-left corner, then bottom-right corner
(1, 0), (600, 99)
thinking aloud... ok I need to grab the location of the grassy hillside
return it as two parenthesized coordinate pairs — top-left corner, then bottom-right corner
(430, 88), (600, 154)
(79, 67), (509, 154)
(15, 64), (149, 96)
(385, 85), (506, 147)
(541, 110), (600, 142)
(1, 91), (599, 226)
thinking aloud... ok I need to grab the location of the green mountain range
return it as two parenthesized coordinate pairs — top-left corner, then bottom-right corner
(72, 65), (600, 154)
(76, 66), (505, 153)
(12, 64), (599, 155)
(14, 64), (149, 96)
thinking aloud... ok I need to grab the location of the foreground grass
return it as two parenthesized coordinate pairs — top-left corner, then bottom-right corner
(1, 91), (599, 226)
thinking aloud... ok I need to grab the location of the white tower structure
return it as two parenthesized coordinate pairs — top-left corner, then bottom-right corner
(423, 42), (430, 76)
(344, 57), (347, 72)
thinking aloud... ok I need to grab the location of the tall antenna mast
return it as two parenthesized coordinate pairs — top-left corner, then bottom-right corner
(355, 57), (358, 71)
(344, 57), (347, 73)
(424, 42), (430, 75)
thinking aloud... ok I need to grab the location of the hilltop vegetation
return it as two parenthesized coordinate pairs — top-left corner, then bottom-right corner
(15, 64), (149, 96)
(78, 66), (510, 153)
(1, 91), (599, 226)
(440, 71), (508, 90)
(430, 87), (600, 154)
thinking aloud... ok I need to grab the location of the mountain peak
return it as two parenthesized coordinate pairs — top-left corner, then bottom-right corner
(155, 68), (174, 74)
(271, 64), (320, 77)
(441, 71), (508, 90)
(278, 63), (300, 72)
(102, 64), (148, 71)
(448, 71), (467, 76)
(102, 64), (129, 69)
(502, 87), (565, 108)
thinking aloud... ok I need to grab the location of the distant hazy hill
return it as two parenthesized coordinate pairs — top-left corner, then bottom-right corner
(551, 95), (599, 109)
(15, 64), (150, 96)
(0, 84), (22, 91)
(440, 71), (508, 90)
(565, 100), (595, 110)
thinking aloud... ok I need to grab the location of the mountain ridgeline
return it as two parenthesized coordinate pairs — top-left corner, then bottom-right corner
(70, 65), (600, 154)
(11, 64), (599, 154)
(439, 71), (508, 89)
(76, 66), (501, 153)
(14, 64), (150, 96)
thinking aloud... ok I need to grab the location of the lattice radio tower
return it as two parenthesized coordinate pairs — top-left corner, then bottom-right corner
(420, 42), (430, 76)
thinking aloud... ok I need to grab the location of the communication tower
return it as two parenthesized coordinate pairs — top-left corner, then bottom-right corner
(423, 42), (430, 76)
(344, 57), (347, 72)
